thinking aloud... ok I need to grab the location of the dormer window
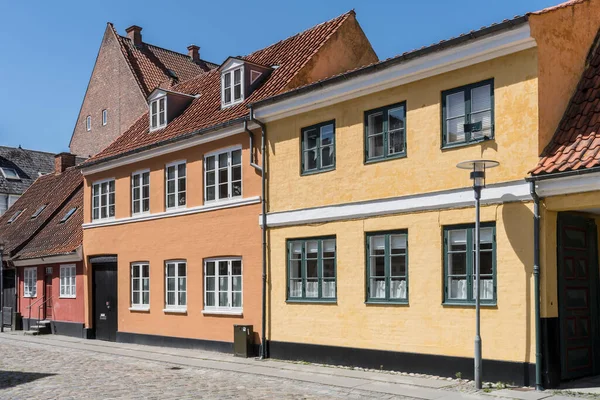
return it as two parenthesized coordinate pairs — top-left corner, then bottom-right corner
(150, 97), (167, 131)
(222, 67), (243, 107)
(219, 57), (272, 109)
(1, 167), (20, 180)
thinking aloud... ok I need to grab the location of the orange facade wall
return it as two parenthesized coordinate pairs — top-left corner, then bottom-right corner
(82, 132), (263, 344)
(530, 0), (600, 153)
(18, 262), (85, 323)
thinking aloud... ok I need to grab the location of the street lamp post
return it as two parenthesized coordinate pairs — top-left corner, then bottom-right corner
(0, 241), (4, 333)
(456, 159), (499, 390)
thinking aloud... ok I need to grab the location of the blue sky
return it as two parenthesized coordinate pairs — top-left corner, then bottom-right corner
(0, 0), (560, 154)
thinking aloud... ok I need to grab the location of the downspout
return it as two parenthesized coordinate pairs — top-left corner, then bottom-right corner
(247, 107), (267, 359)
(530, 181), (543, 391)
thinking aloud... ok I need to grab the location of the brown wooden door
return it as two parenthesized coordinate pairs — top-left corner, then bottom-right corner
(558, 214), (599, 380)
(44, 267), (52, 320)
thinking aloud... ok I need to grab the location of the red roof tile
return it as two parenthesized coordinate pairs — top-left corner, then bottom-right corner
(15, 186), (83, 260)
(84, 11), (355, 166)
(531, 29), (600, 176)
(0, 168), (82, 258)
(110, 24), (216, 97)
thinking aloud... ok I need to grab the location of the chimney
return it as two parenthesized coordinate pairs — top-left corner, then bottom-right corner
(187, 45), (200, 62)
(126, 25), (142, 46)
(54, 152), (76, 174)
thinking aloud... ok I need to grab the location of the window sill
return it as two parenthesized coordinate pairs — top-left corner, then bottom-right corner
(129, 306), (150, 312)
(24, 295), (37, 298)
(443, 301), (497, 308)
(163, 308), (187, 314)
(204, 197), (244, 207)
(59, 295), (76, 299)
(131, 212), (150, 217)
(202, 309), (243, 316)
(92, 217), (115, 223)
(364, 152), (406, 165)
(441, 136), (494, 150)
(165, 206), (187, 213)
(286, 299), (337, 304)
(301, 167), (335, 177)
(365, 300), (408, 306)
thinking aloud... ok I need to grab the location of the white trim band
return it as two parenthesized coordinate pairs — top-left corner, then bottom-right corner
(254, 24), (535, 122)
(84, 196), (261, 229)
(262, 181), (531, 227)
(202, 309), (243, 316)
(535, 172), (600, 197)
(81, 122), (259, 176)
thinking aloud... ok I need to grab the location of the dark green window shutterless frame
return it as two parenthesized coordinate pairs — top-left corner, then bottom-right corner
(364, 102), (406, 162)
(301, 120), (335, 174)
(443, 223), (497, 305)
(441, 79), (494, 148)
(366, 230), (408, 303)
(287, 236), (336, 302)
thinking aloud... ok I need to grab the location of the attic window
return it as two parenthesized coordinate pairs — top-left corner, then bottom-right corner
(150, 97), (167, 131)
(1, 167), (20, 180)
(31, 204), (47, 219)
(167, 69), (178, 80)
(222, 67), (243, 107)
(7, 209), (23, 224)
(60, 207), (77, 223)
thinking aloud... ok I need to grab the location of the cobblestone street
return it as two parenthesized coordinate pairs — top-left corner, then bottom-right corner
(0, 334), (413, 400)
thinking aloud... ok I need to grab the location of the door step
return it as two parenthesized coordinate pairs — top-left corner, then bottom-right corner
(24, 320), (51, 335)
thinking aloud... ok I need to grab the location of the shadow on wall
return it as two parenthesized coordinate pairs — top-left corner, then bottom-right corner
(501, 194), (534, 369)
(0, 370), (56, 389)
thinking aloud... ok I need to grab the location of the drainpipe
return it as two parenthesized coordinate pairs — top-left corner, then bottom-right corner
(530, 181), (543, 391)
(248, 106), (267, 359)
(244, 121), (263, 173)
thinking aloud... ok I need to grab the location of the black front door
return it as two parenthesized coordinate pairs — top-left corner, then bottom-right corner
(93, 262), (118, 341)
(558, 214), (599, 380)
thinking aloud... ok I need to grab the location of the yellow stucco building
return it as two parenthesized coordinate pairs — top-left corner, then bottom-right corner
(251, 0), (600, 388)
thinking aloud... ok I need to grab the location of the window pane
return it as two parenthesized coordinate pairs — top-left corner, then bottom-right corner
(233, 292), (242, 308)
(219, 184), (228, 199)
(323, 259), (335, 278)
(132, 292), (140, 304)
(234, 69), (241, 85)
(232, 166), (241, 181)
(449, 253), (467, 275)
(178, 191), (186, 206)
(234, 84), (241, 100)
(390, 235), (407, 251)
(224, 88), (231, 103)
(219, 153), (228, 168)
(219, 292), (228, 307)
(233, 276), (242, 291)
(178, 263), (186, 278)
(304, 150), (317, 170)
(142, 292), (149, 305)
(232, 260), (242, 276)
(219, 261), (228, 276)
(471, 85), (491, 112)
(167, 292), (175, 305)
(446, 91), (465, 118)
(370, 278), (385, 298)
(306, 259), (318, 278)
(388, 107), (404, 131)
(178, 292), (186, 306)
(206, 186), (215, 201)
(132, 279), (140, 291)
(368, 112), (383, 135)
(232, 150), (241, 165)
(390, 278), (407, 299)
(167, 277), (175, 291)
(206, 261), (215, 276)
(449, 277), (467, 299)
(371, 256), (385, 276)
(321, 146), (334, 168)
(142, 278), (149, 291)
(480, 252), (493, 275)
(142, 265), (149, 278)
(206, 292), (215, 307)
(167, 264), (175, 277)
(167, 194), (175, 208)
(471, 110), (492, 139)
(320, 124), (334, 146)
(304, 129), (317, 150)
(368, 135), (384, 158)
(449, 230), (467, 249)
(132, 265), (139, 278)
(391, 255), (406, 277)
(206, 171), (215, 186)
(447, 117), (465, 143)
(177, 163), (186, 178)
(206, 156), (215, 171)
(167, 166), (175, 181)
(206, 277), (215, 291)
(370, 236), (385, 252)
(388, 130), (404, 155)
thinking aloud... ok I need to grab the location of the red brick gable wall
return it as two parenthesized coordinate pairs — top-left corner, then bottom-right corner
(69, 25), (147, 158)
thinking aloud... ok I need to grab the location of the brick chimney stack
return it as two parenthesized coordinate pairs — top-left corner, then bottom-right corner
(54, 152), (76, 174)
(126, 25), (143, 46)
(187, 45), (200, 62)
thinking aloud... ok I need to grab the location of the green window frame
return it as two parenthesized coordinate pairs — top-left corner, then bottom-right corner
(443, 223), (497, 305)
(441, 79), (494, 148)
(287, 236), (336, 302)
(301, 120), (335, 175)
(366, 230), (408, 303)
(364, 102), (406, 162)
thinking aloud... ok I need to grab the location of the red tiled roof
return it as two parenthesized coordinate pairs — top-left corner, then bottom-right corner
(530, 29), (600, 175)
(84, 11), (355, 166)
(110, 24), (216, 97)
(15, 186), (83, 260)
(0, 168), (82, 258)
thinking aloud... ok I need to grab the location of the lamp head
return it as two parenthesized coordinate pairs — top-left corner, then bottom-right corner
(456, 160), (500, 190)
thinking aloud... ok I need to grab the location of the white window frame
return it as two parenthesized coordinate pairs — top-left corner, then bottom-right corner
(91, 178), (115, 221)
(24, 267), (37, 298)
(204, 146), (242, 203)
(7, 209), (24, 224)
(102, 109), (108, 126)
(164, 260), (187, 312)
(221, 67), (244, 107)
(59, 264), (76, 299)
(1, 167), (20, 180)
(131, 170), (150, 215)
(86, 115), (91, 131)
(165, 161), (186, 210)
(149, 96), (167, 131)
(204, 258), (242, 314)
(131, 262), (150, 310)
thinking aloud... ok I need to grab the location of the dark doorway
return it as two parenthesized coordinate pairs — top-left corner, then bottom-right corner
(44, 267), (52, 320)
(2, 269), (16, 313)
(557, 213), (599, 380)
(92, 262), (118, 342)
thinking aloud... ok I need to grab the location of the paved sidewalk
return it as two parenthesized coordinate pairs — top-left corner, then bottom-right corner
(0, 332), (584, 399)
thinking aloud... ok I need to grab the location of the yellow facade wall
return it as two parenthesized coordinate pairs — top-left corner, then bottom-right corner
(268, 202), (535, 363)
(266, 49), (538, 212)
(82, 132), (264, 343)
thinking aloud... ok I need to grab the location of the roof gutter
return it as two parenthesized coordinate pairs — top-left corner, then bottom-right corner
(12, 246), (83, 267)
(526, 166), (600, 182)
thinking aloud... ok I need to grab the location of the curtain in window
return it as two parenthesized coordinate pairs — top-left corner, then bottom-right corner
(450, 279), (467, 299)
(470, 84), (492, 139)
(290, 281), (302, 297)
(390, 280), (407, 299)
